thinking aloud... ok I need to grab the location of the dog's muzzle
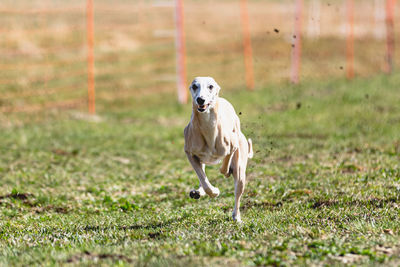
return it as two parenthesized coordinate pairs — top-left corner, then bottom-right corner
(197, 104), (209, 112)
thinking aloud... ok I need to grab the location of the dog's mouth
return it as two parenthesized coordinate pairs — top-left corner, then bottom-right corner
(197, 104), (209, 112)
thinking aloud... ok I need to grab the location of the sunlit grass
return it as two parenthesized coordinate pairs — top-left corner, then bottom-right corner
(1, 73), (400, 265)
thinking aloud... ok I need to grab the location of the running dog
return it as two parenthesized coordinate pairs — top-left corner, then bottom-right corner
(184, 77), (253, 222)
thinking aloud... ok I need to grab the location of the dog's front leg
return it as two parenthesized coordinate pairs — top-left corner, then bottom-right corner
(189, 164), (206, 199)
(186, 152), (220, 198)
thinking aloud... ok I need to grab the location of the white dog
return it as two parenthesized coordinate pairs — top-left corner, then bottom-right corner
(184, 77), (253, 222)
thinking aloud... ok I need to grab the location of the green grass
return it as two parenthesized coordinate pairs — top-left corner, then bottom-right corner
(1, 74), (400, 266)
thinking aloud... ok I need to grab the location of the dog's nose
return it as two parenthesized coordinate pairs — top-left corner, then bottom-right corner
(196, 97), (205, 105)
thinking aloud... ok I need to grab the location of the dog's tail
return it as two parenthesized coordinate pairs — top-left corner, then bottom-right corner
(247, 138), (253, 159)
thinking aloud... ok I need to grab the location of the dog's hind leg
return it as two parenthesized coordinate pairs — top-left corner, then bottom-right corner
(232, 157), (246, 222)
(231, 138), (249, 222)
(219, 149), (236, 178)
(186, 152), (220, 198)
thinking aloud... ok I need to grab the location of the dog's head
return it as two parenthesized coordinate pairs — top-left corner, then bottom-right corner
(189, 77), (221, 113)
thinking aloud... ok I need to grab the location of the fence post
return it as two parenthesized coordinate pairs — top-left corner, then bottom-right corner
(175, 0), (187, 104)
(86, 0), (95, 114)
(290, 0), (303, 84)
(385, 0), (395, 73)
(346, 0), (354, 79)
(240, 0), (254, 90)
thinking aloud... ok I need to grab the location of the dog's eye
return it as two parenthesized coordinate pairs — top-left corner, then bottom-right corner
(192, 84), (198, 90)
(208, 85), (213, 90)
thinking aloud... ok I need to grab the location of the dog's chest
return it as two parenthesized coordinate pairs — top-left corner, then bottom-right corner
(194, 145), (226, 165)
(192, 125), (231, 165)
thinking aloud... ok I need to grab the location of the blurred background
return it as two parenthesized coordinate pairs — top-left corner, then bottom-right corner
(0, 0), (398, 124)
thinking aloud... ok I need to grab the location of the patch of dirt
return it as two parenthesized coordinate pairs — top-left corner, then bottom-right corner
(269, 133), (328, 140)
(276, 155), (293, 162)
(33, 205), (70, 214)
(67, 250), (133, 263)
(0, 192), (70, 214)
(310, 199), (338, 209)
(52, 148), (79, 156)
(339, 163), (363, 173)
(375, 245), (399, 255)
(148, 231), (161, 239)
(329, 253), (367, 264)
(0, 192), (33, 200)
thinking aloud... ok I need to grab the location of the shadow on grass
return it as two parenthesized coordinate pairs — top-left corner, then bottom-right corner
(237, 196), (399, 213)
(241, 200), (283, 212)
(83, 220), (172, 232)
(310, 196), (400, 209)
(82, 213), (190, 233)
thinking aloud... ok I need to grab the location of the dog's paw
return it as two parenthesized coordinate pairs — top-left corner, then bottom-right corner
(189, 189), (201, 199)
(205, 187), (220, 198)
(232, 212), (242, 223)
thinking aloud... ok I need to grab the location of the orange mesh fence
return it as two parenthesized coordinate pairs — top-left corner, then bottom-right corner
(346, 0), (355, 79)
(0, 1), (88, 114)
(0, 0), (399, 116)
(240, 0), (255, 90)
(385, 0), (396, 73)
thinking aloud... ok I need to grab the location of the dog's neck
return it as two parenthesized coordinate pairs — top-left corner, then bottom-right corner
(192, 98), (219, 149)
(192, 98), (219, 127)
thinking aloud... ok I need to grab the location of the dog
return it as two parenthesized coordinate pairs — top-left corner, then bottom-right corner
(184, 77), (253, 222)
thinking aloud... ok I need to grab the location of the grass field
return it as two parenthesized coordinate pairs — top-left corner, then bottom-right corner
(2, 0), (400, 265)
(1, 73), (400, 266)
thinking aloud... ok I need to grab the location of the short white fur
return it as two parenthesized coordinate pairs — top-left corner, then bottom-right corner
(184, 77), (253, 222)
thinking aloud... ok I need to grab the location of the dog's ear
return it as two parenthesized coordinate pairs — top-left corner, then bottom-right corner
(213, 80), (221, 95)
